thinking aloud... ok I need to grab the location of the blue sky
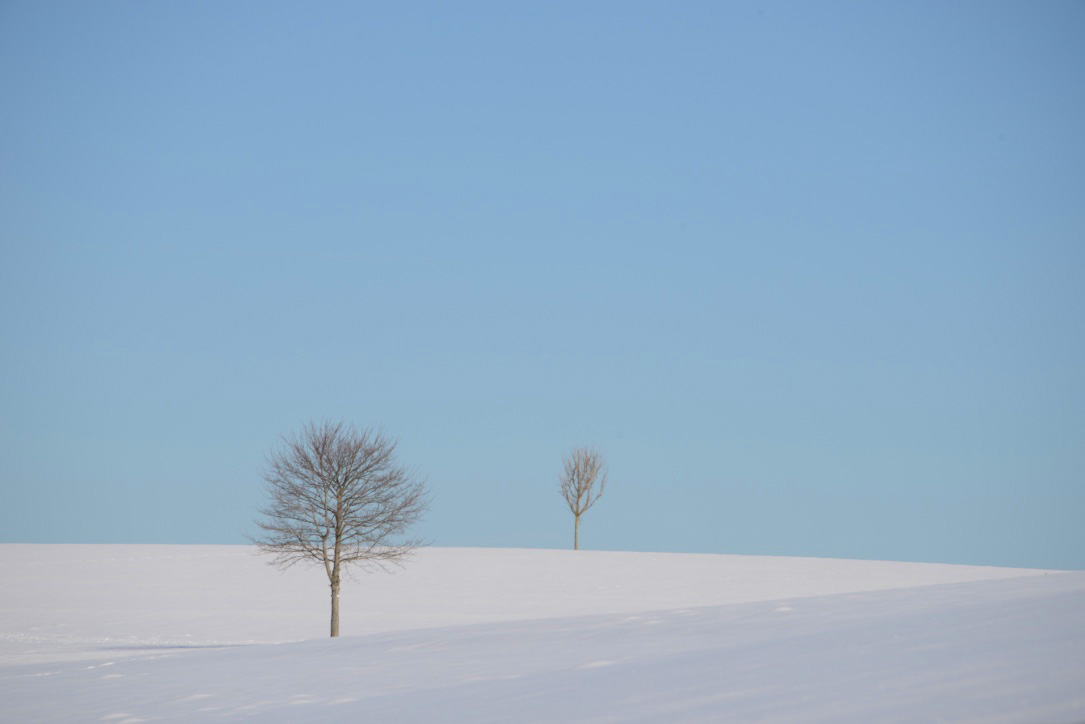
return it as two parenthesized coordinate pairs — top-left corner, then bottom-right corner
(1, 1), (1082, 569)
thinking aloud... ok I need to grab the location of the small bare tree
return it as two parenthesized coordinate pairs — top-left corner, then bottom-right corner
(559, 446), (608, 550)
(252, 421), (428, 637)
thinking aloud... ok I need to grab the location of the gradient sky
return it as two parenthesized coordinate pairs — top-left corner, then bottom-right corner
(2, 1), (1082, 569)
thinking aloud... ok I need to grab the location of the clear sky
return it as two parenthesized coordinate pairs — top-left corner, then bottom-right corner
(1, 1), (1082, 569)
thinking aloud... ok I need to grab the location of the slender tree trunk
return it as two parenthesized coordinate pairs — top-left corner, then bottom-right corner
(330, 577), (340, 637)
(574, 514), (580, 550)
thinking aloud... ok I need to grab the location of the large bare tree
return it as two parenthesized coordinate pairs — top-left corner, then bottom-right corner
(252, 421), (428, 637)
(559, 446), (608, 550)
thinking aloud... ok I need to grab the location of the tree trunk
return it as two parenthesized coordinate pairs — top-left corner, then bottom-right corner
(574, 515), (580, 550)
(330, 577), (340, 637)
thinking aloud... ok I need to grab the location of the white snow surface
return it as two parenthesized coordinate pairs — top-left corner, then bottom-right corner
(1, 544), (1082, 722)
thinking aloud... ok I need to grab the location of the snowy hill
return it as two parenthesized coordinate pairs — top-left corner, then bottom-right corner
(1, 545), (1082, 722)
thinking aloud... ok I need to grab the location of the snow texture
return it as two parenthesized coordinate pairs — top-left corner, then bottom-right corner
(1, 545), (1082, 722)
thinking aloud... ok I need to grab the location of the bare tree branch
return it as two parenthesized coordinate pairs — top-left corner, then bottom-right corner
(250, 421), (429, 636)
(559, 446), (608, 550)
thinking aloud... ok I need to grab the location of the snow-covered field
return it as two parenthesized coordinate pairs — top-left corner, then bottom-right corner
(1, 545), (1082, 722)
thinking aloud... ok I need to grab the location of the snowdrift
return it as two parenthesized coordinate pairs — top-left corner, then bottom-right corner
(1, 545), (1082, 722)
